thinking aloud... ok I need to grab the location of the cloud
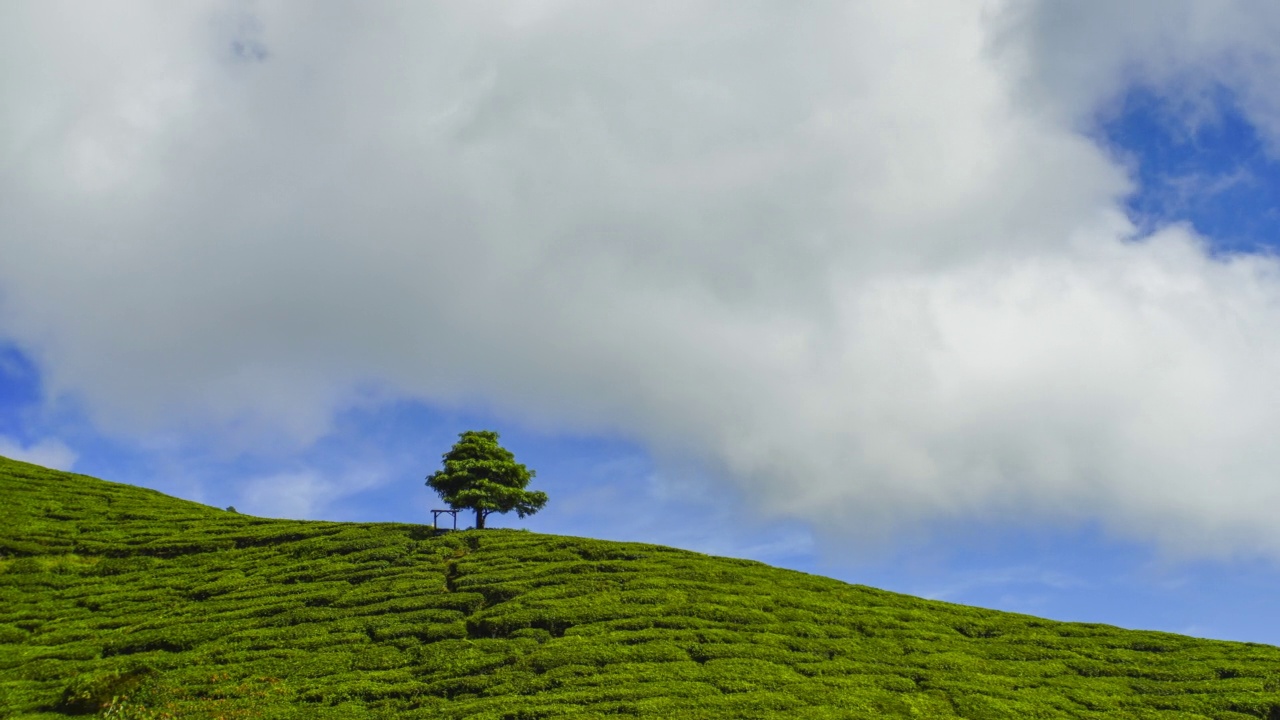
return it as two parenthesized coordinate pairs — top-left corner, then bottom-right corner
(995, 0), (1280, 149)
(3, 2), (1280, 557)
(237, 466), (387, 520)
(0, 436), (77, 471)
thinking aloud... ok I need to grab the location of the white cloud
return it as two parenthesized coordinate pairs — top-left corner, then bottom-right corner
(0, 436), (77, 471)
(237, 467), (386, 520)
(995, 0), (1280, 149)
(3, 2), (1280, 557)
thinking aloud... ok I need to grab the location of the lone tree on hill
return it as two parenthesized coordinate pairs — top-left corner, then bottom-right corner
(426, 430), (547, 529)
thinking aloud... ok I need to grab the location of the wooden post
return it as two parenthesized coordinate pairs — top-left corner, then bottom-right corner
(431, 509), (459, 532)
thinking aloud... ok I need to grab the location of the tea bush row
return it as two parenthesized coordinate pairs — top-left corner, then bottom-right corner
(4, 456), (1280, 718)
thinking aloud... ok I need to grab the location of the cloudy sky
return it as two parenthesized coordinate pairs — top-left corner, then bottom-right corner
(5, 1), (1280, 644)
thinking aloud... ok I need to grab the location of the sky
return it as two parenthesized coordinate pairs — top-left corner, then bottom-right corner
(3, 1), (1280, 645)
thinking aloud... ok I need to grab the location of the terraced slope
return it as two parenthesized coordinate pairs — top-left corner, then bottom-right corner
(2, 456), (1280, 719)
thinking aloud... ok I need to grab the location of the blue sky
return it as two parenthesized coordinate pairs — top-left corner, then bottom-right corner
(1101, 86), (1280, 255)
(4, 2), (1280, 647)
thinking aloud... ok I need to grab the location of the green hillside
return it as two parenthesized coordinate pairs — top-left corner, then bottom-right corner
(2, 456), (1279, 719)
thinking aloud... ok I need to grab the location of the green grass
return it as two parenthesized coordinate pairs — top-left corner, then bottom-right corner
(2, 455), (1279, 718)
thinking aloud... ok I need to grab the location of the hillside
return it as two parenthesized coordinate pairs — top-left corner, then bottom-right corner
(2, 456), (1279, 719)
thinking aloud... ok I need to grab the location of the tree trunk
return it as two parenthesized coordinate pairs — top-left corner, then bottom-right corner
(475, 508), (486, 529)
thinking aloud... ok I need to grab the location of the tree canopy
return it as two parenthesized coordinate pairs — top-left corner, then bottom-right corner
(425, 430), (547, 529)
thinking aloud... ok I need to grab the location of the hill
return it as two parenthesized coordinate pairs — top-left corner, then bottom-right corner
(2, 456), (1279, 719)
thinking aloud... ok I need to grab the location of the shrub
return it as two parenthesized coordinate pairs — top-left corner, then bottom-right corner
(55, 667), (153, 714)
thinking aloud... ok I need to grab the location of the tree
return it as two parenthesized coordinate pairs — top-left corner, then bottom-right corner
(426, 430), (547, 529)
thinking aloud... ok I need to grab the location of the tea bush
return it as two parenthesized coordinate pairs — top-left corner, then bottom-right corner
(4, 455), (1280, 718)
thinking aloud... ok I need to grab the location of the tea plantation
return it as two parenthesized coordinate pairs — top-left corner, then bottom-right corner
(3, 455), (1280, 718)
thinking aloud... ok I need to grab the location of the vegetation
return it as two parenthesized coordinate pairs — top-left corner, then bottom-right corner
(2, 455), (1280, 719)
(426, 430), (547, 529)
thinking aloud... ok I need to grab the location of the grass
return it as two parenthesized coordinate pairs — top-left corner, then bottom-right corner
(2, 455), (1280, 718)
